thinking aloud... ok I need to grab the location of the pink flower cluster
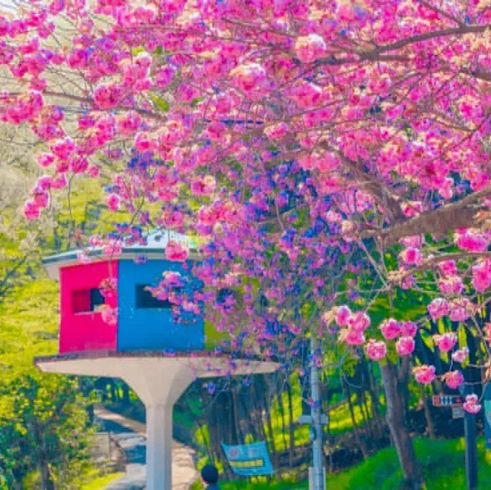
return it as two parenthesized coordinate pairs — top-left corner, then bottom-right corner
(165, 241), (189, 262)
(294, 34), (327, 63)
(395, 336), (415, 356)
(99, 305), (118, 326)
(380, 318), (417, 340)
(399, 247), (423, 267)
(230, 63), (268, 93)
(413, 365), (436, 385)
(472, 259), (491, 293)
(455, 229), (490, 252)
(365, 339), (387, 361)
(443, 370), (464, 389)
(4, 0), (491, 387)
(99, 277), (117, 303)
(428, 297), (475, 322)
(463, 394), (481, 414)
(452, 347), (469, 363)
(433, 332), (457, 352)
(335, 306), (370, 346)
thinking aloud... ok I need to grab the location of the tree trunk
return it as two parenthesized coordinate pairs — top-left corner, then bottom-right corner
(421, 387), (436, 439)
(343, 379), (368, 458)
(261, 380), (278, 469)
(277, 391), (288, 451)
(39, 462), (55, 490)
(286, 380), (295, 467)
(365, 361), (385, 438)
(381, 362), (423, 489)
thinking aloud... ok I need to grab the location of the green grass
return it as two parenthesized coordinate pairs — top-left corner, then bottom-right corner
(328, 437), (491, 489)
(80, 471), (124, 490)
(197, 437), (491, 490)
(190, 477), (306, 490)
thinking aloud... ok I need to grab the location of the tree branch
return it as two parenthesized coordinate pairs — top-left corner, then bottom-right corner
(371, 186), (491, 245)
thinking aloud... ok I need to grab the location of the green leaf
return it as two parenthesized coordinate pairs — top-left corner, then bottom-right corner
(150, 94), (170, 112)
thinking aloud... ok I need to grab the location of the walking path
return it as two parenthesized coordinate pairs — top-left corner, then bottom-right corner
(94, 406), (198, 490)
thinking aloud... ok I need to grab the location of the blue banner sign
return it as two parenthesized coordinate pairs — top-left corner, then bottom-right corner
(221, 441), (274, 476)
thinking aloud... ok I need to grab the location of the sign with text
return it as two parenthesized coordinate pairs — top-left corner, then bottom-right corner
(432, 395), (464, 407)
(221, 441), (274, 476)
(452, 406), (465, 419)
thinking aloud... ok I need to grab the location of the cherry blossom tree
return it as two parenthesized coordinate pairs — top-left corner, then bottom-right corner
(1, 1), (491, 487)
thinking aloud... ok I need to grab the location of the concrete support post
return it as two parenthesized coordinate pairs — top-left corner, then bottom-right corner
(310, 337), (325, 490)
(146, 404), (173, 490)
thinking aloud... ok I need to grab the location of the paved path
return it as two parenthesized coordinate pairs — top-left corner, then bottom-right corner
(94, 407), (198, 490)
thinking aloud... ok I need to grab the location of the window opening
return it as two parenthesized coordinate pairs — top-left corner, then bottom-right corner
(135, 284), (174, 309)
(72, 288), (105, 313)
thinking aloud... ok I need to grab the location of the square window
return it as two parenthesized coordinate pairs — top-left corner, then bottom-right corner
(72, 288), (105, 313)
(135, 285), (173, 309)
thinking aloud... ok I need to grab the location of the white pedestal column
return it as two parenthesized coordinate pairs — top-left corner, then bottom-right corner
(146, 404), (173, 490)
(121, 363), (195, 490)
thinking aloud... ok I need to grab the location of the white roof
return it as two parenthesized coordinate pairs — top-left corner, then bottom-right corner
(43, 229), (200, 280)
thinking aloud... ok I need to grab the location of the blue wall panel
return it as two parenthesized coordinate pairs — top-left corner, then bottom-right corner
(117, 259), (204, 352)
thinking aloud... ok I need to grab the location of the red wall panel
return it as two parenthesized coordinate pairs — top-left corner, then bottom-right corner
(59, 260), (118, 353)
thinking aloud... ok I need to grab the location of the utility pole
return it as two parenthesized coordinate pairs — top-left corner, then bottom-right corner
(310, 336), (325, 490)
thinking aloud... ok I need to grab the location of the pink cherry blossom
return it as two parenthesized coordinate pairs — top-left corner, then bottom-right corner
(93, 83), (122, 109)
(135, 132), (157, 152)
(399, 247), (423, 267)
(50, 137), (75, 160)
(165, 241), (189, 262)
(342, 328), (365, 346)
(396, 336), (415, 356)
(162, 271), (183, 288)
(413, 365), (436, 385)
(264, 122), (289, 140)
(365, 339), (387, 361)
(449, 298), (474, 322)
(463, 394), (481, 414)
(37, 152), (55, 168)
(191, 176), (216, 196)
(290, 83), (323, 108)
(444, 370), (464, 390)
(428, 298), (449, 320)
(294, 34), (327, 63)
(117, 112), (142, 135)
(99, 277), (117, 303)
(335, 305), (351, 327)
(400, 321), (418, 337)
(348, 311), (370, 332)
(438, 260), (458, 276)
(206, 122), (227, 141)
(106, 194), (120, 212)
(23, 200), (40, 220)
(433, 332), (457, 352)
(438, 275), (464, 295)
(100, 305), (118, 326)
(455, 229), (490, 252)
(471, 259), (491, 292)
(230, 63), (267, 92)
(452, 347), (469, 363)
(380, 318), (401, 340)
(155, 66), (174, 89)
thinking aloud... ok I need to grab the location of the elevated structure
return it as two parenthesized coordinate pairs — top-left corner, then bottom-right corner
(36, 231), (278, 489)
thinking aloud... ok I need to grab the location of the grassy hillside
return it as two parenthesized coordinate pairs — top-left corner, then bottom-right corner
(192, 437), (491, 490)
